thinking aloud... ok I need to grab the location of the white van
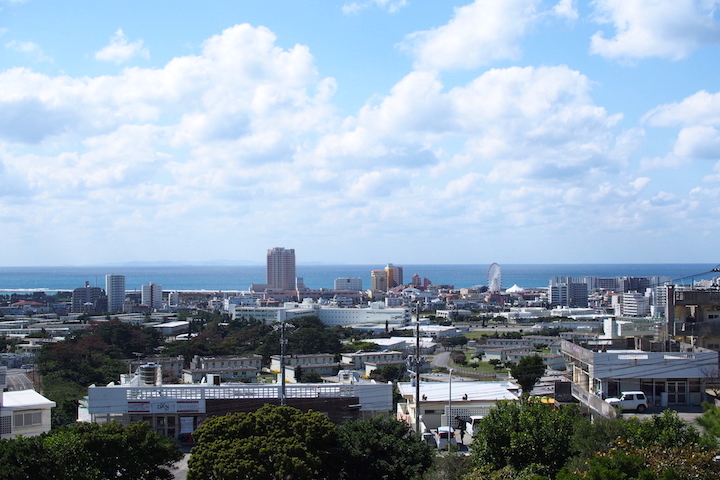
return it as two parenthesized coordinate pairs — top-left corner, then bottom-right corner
(466, 415), (484, 437)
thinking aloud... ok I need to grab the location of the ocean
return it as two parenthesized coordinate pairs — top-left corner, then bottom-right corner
(0, 264), (718, 293)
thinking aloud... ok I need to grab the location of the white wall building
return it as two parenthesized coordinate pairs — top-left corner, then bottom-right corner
(620, 292), (650, 317)
(334, 278), (363, 291)
(0, 367), (55, 439)
(562, 339), (719, 406)
(230, 300), (410, 328)
(341, 351), (404, 370)
(86, 370), (392, 438)
(396, 380), (519, 431)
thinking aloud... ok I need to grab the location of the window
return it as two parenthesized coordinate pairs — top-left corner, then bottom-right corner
(0, 416), (11, 435)
(13, 412), (41, 428)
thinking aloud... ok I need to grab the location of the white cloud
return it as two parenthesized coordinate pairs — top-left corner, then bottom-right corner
(553, 0), (578, 20)
(673, 125), (720, 159)
(342, 0), (408, 14)
(95, 29), (149, 64)
(590, 0), (720, 61)
(643, 90), (720, 127)
(0, 17), (709, 265)
(400, 0), (540, 70)
(5, 40), (52, 63)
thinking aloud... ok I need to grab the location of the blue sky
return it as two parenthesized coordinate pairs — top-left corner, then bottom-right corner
(2, 0), (720, 266)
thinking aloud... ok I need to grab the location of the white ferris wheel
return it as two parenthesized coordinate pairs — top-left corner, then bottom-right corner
(487, 263), (502, 293)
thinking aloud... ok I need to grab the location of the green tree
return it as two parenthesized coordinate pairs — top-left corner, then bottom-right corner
(622, 409), (713, 449)
(508, 355), (545, 397)
(0, 435), (55, 480)
(300, 371), (322, 383)
(335, 414), (434, 480)
(563, 410), (720, 480)
(421, 452), (473, 480)
(188, 405), (337, 480)
(556, 451), (654, 480)
(0, 421), (182, 480)
(697, 401), (720, 439)
(368, 364), (405, 383)
(471, 401), (582, 478)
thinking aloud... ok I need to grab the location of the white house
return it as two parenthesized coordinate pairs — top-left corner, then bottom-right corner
(0, 367), (55, 439)
(562, 338), (719, 406)
(2, 390), (55, 438)
(396, 379), (519, 431)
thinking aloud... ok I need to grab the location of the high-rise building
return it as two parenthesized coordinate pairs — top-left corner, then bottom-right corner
(549, 277), (588, 308)
(142, 282), (163, 310)
(385, 263), (403, 289)
(370, 270), (388, 292)
(334, 277), (363, 291)
(106, 274), (126, 313)
(266, 247), (296, 290)
(71, 281), (106, 314)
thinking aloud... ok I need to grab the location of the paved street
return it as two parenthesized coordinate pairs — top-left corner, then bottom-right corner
(5, 369), (34, 391)
(171, 453), (190, 480)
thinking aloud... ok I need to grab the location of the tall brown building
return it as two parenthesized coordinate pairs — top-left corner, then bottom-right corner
(267, 247), (296, 290)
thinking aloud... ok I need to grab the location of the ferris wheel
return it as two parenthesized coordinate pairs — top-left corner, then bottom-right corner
(488, 263), (502, 293)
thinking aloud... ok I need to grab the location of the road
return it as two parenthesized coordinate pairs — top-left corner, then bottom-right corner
(171, 453), (190, 480)
(431, 351), (450, 369)
(5, 369), (34, 391)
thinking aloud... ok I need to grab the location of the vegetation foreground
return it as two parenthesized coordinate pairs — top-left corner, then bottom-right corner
(1, 401), (720, 479)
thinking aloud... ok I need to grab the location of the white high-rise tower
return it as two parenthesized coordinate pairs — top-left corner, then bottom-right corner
(106, 274), (126, 313)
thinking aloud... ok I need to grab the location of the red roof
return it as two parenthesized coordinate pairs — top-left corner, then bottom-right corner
(10, 300), (43, 307)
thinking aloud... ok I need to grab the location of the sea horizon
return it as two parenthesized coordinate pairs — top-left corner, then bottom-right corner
(0, 263), (717, 294)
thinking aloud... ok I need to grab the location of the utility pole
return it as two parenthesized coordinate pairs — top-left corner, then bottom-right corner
(406, 303), (425, 434)
(280, 321), (288, 406)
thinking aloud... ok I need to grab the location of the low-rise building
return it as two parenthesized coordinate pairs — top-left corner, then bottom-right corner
(0, 367), (55, 439)
(562, 338), (718, 407)
(341, 351), (404, 370)
(84, 366), (392, 439)
(270, 353), (336, 372)
(396, 379), (519, 431)
(183, 355), (262, 383)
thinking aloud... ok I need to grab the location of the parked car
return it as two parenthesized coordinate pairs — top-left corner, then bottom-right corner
(605, 391), (649, 412)
(434, 426), (457, 449)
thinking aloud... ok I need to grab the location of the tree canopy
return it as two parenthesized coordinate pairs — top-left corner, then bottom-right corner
(508, 354), (545, 396)
(468, 401), (720, 480)
(187, 406), (434, 480)
(188, 405), (337, 480)
(334, 414), (433, 480)
(470, 400), (582, 479)
(0, 421), (182, 480)
(38, 319), (162, 425)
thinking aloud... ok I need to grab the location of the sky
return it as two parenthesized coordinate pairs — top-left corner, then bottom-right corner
(1, 0), (720, 266)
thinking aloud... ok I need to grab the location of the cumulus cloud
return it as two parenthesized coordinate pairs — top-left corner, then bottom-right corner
(673, 125), (720, 159)
(400, 0), (540, 70)
(643, 90), (720, 127)
(590, 0), (720, 61)
(95, 29), (149, 64)
(312, 64), (624, 205)
(342, 0), (407, 14)
(0, 18), (698, 265)
(553, 0), (578, 20)
(5, 40), (52, 62)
